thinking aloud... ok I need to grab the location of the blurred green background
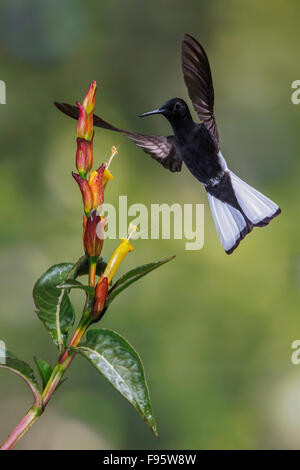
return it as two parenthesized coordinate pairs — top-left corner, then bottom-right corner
(0, 0), (299, 450)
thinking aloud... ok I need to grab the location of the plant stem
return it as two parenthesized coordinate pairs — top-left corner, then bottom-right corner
(41, 363), (64, 408)
(0, 406), (41, 450)
(88, 259), (97, 287)
(0, 314), (92, 450)
(1, 252), (97, 450)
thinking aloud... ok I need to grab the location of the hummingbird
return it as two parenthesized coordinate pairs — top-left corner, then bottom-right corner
(55, 34), (281, 254)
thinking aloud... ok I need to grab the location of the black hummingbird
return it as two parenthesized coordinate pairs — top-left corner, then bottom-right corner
(55, 34), (281, 254)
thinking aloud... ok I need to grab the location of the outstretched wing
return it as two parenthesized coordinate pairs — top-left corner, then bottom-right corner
(54, 102), (182, 172)
(54, 102), (121, 132)
(125, 132), (182, 172)
(181, 34), (219, 150)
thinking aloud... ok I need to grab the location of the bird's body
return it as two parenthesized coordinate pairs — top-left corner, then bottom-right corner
(172, 118), (223, 185)
(162, 102), (242, 212)
(55, 34), (281, 254)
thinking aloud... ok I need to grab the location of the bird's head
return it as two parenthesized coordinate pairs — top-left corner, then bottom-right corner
(139, 98), (192, 126)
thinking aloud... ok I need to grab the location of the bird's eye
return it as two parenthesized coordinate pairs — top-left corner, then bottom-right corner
(174, 102), (181, 111)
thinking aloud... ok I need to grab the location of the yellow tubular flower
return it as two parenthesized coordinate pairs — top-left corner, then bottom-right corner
(104, 238), (134, 285)
(103, 168), (114, 189)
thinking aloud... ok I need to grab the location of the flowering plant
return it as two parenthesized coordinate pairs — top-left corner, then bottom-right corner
(0, 82), (174, 450)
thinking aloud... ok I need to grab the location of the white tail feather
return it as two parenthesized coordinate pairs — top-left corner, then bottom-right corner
(208, 152), (281, 253)
(230, 171), (280, 225)
(207, 193), (248, 253)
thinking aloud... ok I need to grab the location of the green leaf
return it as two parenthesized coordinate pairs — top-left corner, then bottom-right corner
(33, 263), (75, 352)
(34, 356), (53, 389)
(0, 351), (42, 407)
(57, 279), (95, 299)
(71, 329), (157, 435)
(33, 257), (106, 351)
(107, 256), (175, 305)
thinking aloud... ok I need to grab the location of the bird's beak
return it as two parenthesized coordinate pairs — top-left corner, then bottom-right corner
(139, 108), (165, 118)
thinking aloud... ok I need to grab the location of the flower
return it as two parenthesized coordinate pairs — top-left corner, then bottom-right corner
(76, 81), (97, 142)
(83, 210), (106, 258)
(103, 224), (137, 285)
(92, 275), (108, 318)
(88, 163), (105, 209)
(72, 172), (93, 215)
(76, 136), (94, 177)
(103, 168), (113, 189)
(82, 81), (97, 115)
(73, 163), (105, 215)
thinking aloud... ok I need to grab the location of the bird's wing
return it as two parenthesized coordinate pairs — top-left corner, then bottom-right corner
(54, 102), (121, 132)
(181, 34), (219, 150)
(54, 102), (182, 172)
(125, 132), (182, 172)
